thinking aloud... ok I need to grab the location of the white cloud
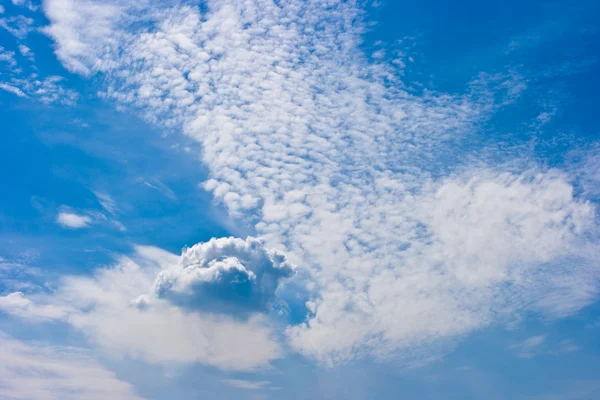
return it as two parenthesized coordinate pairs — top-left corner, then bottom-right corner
(18, 44), (34, 60)
(12, 0), (38, 10)
(0, 331), (146, 400)
(40, 0), (600, 367)
(509, 335), (580, 359)
(93, 191), (127, 230)
(0, 58), (79, 104)
(0, 245), (284, 371)
(140, 179), (178, 201)
(41, 0), (131, 75)
(0, 255), (42, 292)
(55, 211), (92, 228)
(0, 291), (68, 320)
(19, 75), (79, 105)
(0, 45), (17, 68)
(139, 237), (294, 315)
(0, 15), (34, 39)
(0, 82), (27, 97)
(510, 335), (546, 358)
(222, 379), (273, 390)
(94, 191), (118, 214)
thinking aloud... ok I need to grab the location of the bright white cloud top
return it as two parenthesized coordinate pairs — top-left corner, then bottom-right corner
(136, 236), (294, 315)
(55, 211), (92, 229)
(1, 0), (597, 375)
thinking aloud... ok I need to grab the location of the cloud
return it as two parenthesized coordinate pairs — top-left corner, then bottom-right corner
(140, 179), (178, 201)
(94, 191), (118, 214)
(0, 63), (79, 104)
(0, 291), (68, 320)
(222, 379), (274, 390)
(18, 44), (34, 60)
(0, 15), (34, 39)
(510, 335), (546, 358)
(137, 237), (294, 316)
(11, 0), (38, 10)
(0, 45), (17, 68)
(510, 335), (581, 359)
(93, 191), (127, 230)
(0, 82), (27, 97)
(16, 75), (79, 105)
(55, 211), (92, 228)
(0, 331), (146, 400)
(40, 0), (600, 366)
(0, 244), (284, 371)
(41, 0), (129, 76)
(287, 169), (598, 363)
(0, 255), (43, 292)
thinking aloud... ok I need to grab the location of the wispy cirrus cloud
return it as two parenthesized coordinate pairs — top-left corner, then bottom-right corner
(510, 335), (580, 359)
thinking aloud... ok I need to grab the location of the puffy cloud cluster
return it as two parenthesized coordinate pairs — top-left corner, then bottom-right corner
(136, 236), (294, 315)
(38, 0), (600, 366)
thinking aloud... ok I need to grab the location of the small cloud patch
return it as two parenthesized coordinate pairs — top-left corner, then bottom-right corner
(55, 212), (92, 229)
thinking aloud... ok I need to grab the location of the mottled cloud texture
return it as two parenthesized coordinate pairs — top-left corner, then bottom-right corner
(2, 0), (597, 370)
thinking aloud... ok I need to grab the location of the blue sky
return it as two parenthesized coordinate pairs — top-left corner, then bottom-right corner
(1, 0), (600, 399)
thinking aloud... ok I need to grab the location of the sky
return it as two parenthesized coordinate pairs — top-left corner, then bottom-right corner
(0, 0), (600, 399)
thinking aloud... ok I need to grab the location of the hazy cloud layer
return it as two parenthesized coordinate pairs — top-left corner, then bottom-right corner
(0, 332), (146, 400)
(0, 245), (284, 371)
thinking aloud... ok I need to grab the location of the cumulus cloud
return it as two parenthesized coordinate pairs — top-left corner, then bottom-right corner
(55, 211), (92, 228)
(0, 332), (146, 400)
(40, 0), (600, 366)
(0, 244), (285, 371)
(138, 237), (294, 315)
